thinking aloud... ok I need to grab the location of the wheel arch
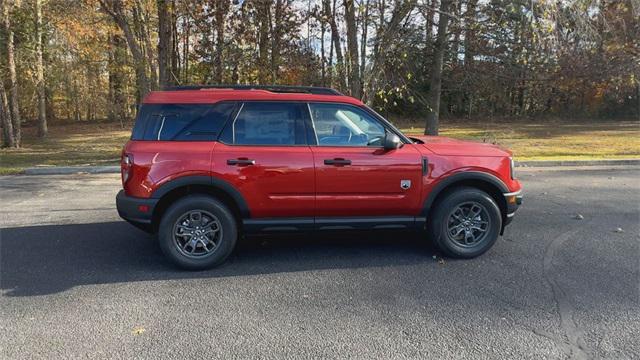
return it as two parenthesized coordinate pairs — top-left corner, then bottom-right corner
(150, 176), (250, 232)
(422, 172), (508, 229)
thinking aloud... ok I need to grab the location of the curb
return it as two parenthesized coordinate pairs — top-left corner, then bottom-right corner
(515, 159), (640, 167)
(19, 159), (640, 175)
(23, 166), (120, 175)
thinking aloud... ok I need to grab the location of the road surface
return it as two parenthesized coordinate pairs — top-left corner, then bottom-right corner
(1, 167), (638, 359)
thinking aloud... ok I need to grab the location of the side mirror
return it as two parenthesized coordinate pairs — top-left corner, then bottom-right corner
(383, 132), (402, 151)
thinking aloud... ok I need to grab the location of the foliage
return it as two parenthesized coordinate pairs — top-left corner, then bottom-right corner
(0, 0), (638, 135)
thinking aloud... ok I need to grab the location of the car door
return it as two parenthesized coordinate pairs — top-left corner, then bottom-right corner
(308, 102), (424, 218)
(212, 101), (315, 220)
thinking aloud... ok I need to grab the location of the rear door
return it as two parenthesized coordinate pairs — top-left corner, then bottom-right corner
(212, 101), (315, 219)
(308, 102), (423, 217)
(126, 102), (235, 198)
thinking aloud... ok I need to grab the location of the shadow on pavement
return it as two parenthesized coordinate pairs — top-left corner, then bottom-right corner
(1, 221), (435, 297)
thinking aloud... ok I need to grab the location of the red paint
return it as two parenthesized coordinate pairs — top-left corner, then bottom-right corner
(312, 144), (424, 216)
(121, 89), (522, 219)
(211, 143), (315, 217)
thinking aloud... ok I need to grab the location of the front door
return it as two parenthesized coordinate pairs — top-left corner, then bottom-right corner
(308, 102), (424, 217)
(212, 101), (315, 218)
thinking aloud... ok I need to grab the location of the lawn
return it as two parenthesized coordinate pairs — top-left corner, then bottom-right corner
(0, 123), (131, 175)
(1, 120), (639, 175)
(401, 120), (640, 161)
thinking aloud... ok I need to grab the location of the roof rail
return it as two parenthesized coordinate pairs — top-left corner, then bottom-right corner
(162, 84), (342, 96)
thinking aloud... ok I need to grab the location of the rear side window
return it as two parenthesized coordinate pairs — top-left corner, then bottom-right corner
(131, 103), (235, 141)
(220, 102), (307, 145)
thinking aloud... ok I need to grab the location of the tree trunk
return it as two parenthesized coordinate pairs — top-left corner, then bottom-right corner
(424, 0), (451, 136)
(134, 0), (158, 89)
(344, 0), (360, 98)
(157, 0), (173, 87)
(324, 0), (346, 90)
(183, 15), (190, 84)
(366, 0), (417, 102)
(450, 0), (461, 64)
(637, 80), (640, 121)
(108, 33), (127, 126)
(359, 0), (370, 97)
(320, 13), (326, 85)
(271, 0), (284, 83)
(2, 0), (20, 146)
(257, 2), (270, 84)
(100, 0), (151, 102)
(171, 0), (179, 83)
(1, 83), (15, 148)
(35, 0), (47, 137)
(462, 0), (477, 118)
(214, 0), (227, 84)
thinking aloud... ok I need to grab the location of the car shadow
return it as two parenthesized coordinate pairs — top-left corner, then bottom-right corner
(1, 221), (437, 297)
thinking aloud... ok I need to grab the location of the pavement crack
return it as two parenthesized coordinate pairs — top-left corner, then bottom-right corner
(542, 227), (592, 360)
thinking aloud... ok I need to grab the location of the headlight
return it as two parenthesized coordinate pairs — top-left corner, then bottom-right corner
(510, 157), (515, 179)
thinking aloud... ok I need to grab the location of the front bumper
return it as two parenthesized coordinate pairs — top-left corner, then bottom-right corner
(116, 190), (158, 232)
(503, 190), (523, 226)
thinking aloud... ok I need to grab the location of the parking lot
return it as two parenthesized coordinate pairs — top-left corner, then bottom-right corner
(1, 167), (638, 359)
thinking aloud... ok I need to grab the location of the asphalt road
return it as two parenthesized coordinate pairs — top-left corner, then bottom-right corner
(1, 167), (639, 359)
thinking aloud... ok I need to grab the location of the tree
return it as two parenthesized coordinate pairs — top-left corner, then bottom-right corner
(344, 0), (360, 98)
(213, 0), (228, 84)
(324, 0), (346, 90)
(0, 0), (635, 137)
(366, 0), (417, 103)
(256, 1), (270, 84)
(2, 0), (20, 147)
(108, 32), (128, 125)
(359, 0), (371, 97)
(270, 0), (284, 83)
(157, 0), (173, 87)
(1, 77), (15, 148)
(35, 0), (47, 137)
(99, 0), (152, 102)
(424, 0), (451, 135)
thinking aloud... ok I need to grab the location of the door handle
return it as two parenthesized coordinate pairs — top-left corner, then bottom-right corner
(324, 158), (351, 166)
(227, 158), (256, 166)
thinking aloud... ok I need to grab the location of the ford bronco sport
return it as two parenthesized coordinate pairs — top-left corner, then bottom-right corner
(116, 85), (522, 270)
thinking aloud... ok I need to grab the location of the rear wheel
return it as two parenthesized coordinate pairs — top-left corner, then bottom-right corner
(158, 195), (237, 270)
(427, 187), (502, 258)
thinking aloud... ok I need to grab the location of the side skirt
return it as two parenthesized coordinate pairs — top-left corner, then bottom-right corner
(243, 216), (427, 234)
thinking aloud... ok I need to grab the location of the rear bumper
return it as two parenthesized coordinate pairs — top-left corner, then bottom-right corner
(116, 190), (158, 232)
(503, 190), (523, 226)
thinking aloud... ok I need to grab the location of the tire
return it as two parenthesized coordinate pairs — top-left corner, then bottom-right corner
(158, 195), (237, 270)
(427, 187), (502, 258)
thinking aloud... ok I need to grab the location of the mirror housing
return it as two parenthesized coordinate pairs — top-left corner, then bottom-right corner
(383, 132), (402, 151)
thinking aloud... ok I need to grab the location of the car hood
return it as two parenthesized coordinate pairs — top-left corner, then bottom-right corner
(410, 135), (512, 157)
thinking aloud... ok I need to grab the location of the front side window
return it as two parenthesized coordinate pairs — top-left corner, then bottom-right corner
(309, 103), (385, 146)
(227, 102), (305, 145)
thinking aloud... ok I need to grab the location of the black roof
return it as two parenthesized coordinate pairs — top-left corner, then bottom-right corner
(162, 84), (342, 96)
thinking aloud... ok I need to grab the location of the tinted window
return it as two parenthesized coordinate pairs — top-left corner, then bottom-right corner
(224, 102), (306, 145)
(131, 103), (235, 141)
(309, 103), (385, 146)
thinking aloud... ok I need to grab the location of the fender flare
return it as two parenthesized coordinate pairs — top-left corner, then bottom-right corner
(151, 175), (251, 218)
(420, 171), (509, 216)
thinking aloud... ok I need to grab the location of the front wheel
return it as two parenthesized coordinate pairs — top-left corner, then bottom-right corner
(158, 195), (237, 270)
(427, 187), (502, 258)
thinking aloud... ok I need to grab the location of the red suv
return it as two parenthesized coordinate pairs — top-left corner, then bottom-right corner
(116, 85), (522, 269)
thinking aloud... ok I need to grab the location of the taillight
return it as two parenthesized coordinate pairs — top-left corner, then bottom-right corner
(122, 153), (133, 185)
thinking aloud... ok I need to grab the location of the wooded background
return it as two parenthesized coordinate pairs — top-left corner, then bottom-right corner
(1, 0), (638, 148)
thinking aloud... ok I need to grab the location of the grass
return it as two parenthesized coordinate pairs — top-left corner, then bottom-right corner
(1, 120), (639, 174)
(0, 123), (130, 175)
(400, 120), (640, 161)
